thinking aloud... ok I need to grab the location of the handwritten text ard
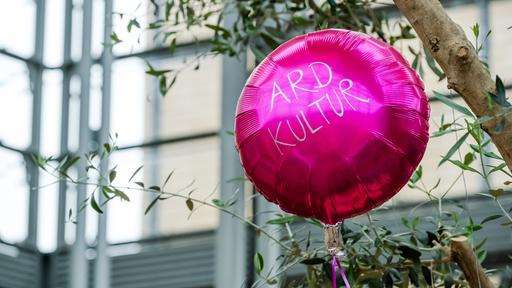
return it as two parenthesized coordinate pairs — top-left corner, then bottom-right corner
(267, 62), (370, 155)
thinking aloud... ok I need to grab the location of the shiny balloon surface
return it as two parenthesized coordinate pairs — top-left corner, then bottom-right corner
(235, 29), (429, 224)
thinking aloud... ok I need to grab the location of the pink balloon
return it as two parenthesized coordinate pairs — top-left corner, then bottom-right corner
(235, 29), (429, 225)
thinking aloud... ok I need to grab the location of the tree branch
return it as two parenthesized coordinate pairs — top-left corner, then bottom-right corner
(451, 236), (494, 288)
(393, 0), (512, 171)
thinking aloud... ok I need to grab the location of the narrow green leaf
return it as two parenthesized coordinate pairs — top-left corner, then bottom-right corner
(480, 214), (502, 224)
(145, 196), (160, 215)
(254, 252), (264, 274)
(149, 185), (161, 191)
(127, 18), (140, 32)
(250, 45), (266, 63)
(129, 165), (143, 182)
(448, 159), (480, 174)
(90, 195), (103, 214)
(267, 215), (301, 225)
(114, 189), (130, 201)
(489, 162), (507, 174)
(162, 170), (174, 189)
(60, 156), (80, 175)
(212, 199), (225, 207)
(260, 32), (280, 49)
(439, 132), (469, 167)
(433, 92), (474, 117)
(424, 47), (445, 81)
(109, 170), (117, 183)
(110, 32), (122, 44)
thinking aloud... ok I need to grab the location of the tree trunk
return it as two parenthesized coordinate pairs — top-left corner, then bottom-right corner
(393, 0), (512, 171)
(451, 236), (495, 288)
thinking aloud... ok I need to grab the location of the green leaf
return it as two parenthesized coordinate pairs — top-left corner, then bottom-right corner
(109, 170), (117, 183)
(424, 47), (445, 81)
(463, 153), (474, 165)
(250, 45), (266, 63)
(487, 76), (511, 108)
(59, 155), (80, 175)
(164, 0), (173, 21)
(127, 18), (140, 32)
(145, 196), (160, 215)
(448, 159), (480, 174)
(90, 195), (103, 214)
(186, 198), (194, 211)
(421, 266), (432, 286)
(410, 166), (422, 183)
(408, 268), (420, 287)
(398, 245), (421, 263)
(472, 23), (480, 38)
(134, 181), (145, 188)
(110, 32), (122, 44)
(260, 32), (280, 49)
(205, 24), (231, 38)
(162, 170), (174, 189)
(103, 143), (111, 153)
(149, 186), (161, 192)
(481, 214), (502, 224)
(129, 165), (143, 182)
(433, 91), (474, 117)
(254, 252), (264, 274)
(212, 199), (225, 207)
(267, 215), (301, 225)
(148, 20), (164, 29)
(489, 162), (507, 174)
(114, 189), (130, 201)
(145, 61), (171, 77)
(169, 38), (177, 54)
(439, 132), (469, 167)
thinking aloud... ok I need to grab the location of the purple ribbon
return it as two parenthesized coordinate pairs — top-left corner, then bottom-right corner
(331, 254), (350, 288)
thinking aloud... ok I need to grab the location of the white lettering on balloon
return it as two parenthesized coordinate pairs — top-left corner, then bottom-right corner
(268, 62), (370, 155)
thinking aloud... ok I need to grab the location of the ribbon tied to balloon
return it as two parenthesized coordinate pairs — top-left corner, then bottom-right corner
(235, 29), (429, 287)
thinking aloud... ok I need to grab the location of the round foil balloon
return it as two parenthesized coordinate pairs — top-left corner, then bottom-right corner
(235, 29), (429, 225)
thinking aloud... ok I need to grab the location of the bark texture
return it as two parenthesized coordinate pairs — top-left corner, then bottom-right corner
(393, 0), (512, 171)
(451, 236), (494, 288)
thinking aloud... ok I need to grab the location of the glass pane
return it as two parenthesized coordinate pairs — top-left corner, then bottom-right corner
(38, 172), (58, 253)
(41, 70), (63, 156)
(150, 55), (222, 139)
(107, 148), (145, 243)
(111, 57), (146, 147)
(44, 0), (65, 66)
(151, 137), (221, 235)
(0, 0), (35, 57)
(0, 55), (32, 149)
(37, 70), (63, 252)
(0, 150), (29, 243)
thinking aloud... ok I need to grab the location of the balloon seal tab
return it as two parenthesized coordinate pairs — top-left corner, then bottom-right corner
(324, 222), (343, 255)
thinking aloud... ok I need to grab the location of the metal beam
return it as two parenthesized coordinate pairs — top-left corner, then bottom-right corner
(146, 78), (162, 237)
(215, 11), (249, 288)
(93, 0), (114, 287)
(70, 0), (93, 287)
(26, 0), (46, 248)
(56, 0), (74, 250)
